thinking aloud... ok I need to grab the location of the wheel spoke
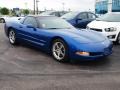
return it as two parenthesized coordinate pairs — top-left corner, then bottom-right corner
(60, 50), (65, 57)
(57, 51), (61, 57)
(56, 44), (60, 49)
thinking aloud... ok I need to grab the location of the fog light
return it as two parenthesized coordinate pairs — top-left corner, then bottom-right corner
(76, 51), (90, 56)
(107, 35), (116, 39)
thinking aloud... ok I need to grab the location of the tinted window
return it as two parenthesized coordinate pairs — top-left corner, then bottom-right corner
(59, 12), (66, 17)
(88, 13), (96, 19)
(50, 12), (59, 17)
(23, 17), (38, 27)
(77, 13), (87, 19)
(55, 12), (60, 17)
(40, 11), (52, 15)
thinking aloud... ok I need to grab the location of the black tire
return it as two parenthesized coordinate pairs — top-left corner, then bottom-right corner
(8, 29), (18, 45)
(52, 39), (69, 62)
(0, 18), (5, 23)
(116, 33), (120, 45)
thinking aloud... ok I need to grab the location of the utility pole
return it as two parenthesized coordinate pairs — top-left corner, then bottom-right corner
(33, 0), (36, 15)
(36, 0), (39, 15)
(25, 2), (28, 9)
(62, 2), (65, 11)
(108, 0), (112, 13)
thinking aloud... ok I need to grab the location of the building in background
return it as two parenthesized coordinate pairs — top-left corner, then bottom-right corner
(95, 0), (120, 14)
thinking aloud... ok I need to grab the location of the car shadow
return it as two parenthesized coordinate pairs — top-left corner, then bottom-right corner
(17, 43), (112, 71)
(70, 58), (110, 66)
(63, 58), (112, 71)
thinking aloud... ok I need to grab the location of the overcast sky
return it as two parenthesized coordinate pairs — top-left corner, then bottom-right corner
(0, 0), (95, 11)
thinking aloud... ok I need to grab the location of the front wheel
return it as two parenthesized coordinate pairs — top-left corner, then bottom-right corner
(8, 29), (18, 45)
(52, 39), (69, 62)
(0, 18), (5, 23)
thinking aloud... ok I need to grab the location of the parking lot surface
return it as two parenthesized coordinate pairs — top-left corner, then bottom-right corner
(0, 23), (120, 90)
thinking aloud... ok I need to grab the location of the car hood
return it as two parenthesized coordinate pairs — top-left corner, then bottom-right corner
(88, 20), (120, 29)
(52, 28), (107, 44)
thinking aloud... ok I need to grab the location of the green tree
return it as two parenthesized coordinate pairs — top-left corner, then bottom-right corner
(23, 9), (29, 15)
(0, 7), (9, 15)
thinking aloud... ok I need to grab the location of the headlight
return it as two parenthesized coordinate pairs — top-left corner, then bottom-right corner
(105, 27), (117, 32)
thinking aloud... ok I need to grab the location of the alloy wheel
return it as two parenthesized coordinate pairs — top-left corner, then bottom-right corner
(9, 30), (16, 44)
(52, 41), (66, 61)
(0, 19), (5, 23)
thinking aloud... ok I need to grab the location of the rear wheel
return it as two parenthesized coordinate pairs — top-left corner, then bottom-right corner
(8, 29), (18, 45)
(52, 39), (69, 62)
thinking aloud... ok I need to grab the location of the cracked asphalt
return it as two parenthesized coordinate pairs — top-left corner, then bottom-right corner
(0, 23), (120, 90)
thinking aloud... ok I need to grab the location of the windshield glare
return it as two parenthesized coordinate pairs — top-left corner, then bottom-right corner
(61, 12), (79, 20)
(38, 17), (74, 29)
(97, 13), (120, 22)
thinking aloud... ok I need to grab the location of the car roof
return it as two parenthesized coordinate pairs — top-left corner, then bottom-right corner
(27, 15), (57, 18)
(69, 11), (94, 13)
(108, 12), (120, 14)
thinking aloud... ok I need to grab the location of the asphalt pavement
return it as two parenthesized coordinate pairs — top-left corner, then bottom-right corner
(0, 23), (120, 90)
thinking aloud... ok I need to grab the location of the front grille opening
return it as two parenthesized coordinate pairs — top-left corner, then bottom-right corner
(90, 52), (102, 56)
(90, 28), (102, 32)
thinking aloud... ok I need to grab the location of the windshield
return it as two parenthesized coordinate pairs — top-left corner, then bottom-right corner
(38, 17), (74, 29)
(61, 12), (79, 20)
(96, 13), (120, 22)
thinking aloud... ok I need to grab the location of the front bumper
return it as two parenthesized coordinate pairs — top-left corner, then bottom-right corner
(99, 32), (118, 42)
(88, 28), (119, 42)
(69, 41), (113, 60)
(71, 50), (112, 60)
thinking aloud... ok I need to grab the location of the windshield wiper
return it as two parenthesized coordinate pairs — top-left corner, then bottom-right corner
(47, 27), (72, 29)
(47, 28), (61, 29)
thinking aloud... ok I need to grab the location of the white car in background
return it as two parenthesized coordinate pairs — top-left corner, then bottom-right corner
(87, 12), (120, 44)
(0, 16), (24, 23)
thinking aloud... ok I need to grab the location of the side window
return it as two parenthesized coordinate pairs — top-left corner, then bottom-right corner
(23, 17), (38, 27)
(77, 13), (87, 19)
(88, 13), (96, 19)
(50, 12), (56, 16)
(55, 12), (60, 17)
(50, 12), (60, 17)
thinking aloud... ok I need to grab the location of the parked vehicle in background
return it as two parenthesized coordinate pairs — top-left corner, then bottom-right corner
(0, 15), (10, 23)
(4, 16), (112, 62)
(87, 12), (120, 44)
(0, 16), (24, 23)
(61, 11), (98, 29)
(40, 11), (68, 17)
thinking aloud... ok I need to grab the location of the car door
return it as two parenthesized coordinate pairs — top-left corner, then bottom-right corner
(75, 12), (88, 29)
(18, 16), (46, 47)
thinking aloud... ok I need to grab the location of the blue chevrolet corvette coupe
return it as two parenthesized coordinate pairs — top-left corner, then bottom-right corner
(4, 16), (113, 62)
